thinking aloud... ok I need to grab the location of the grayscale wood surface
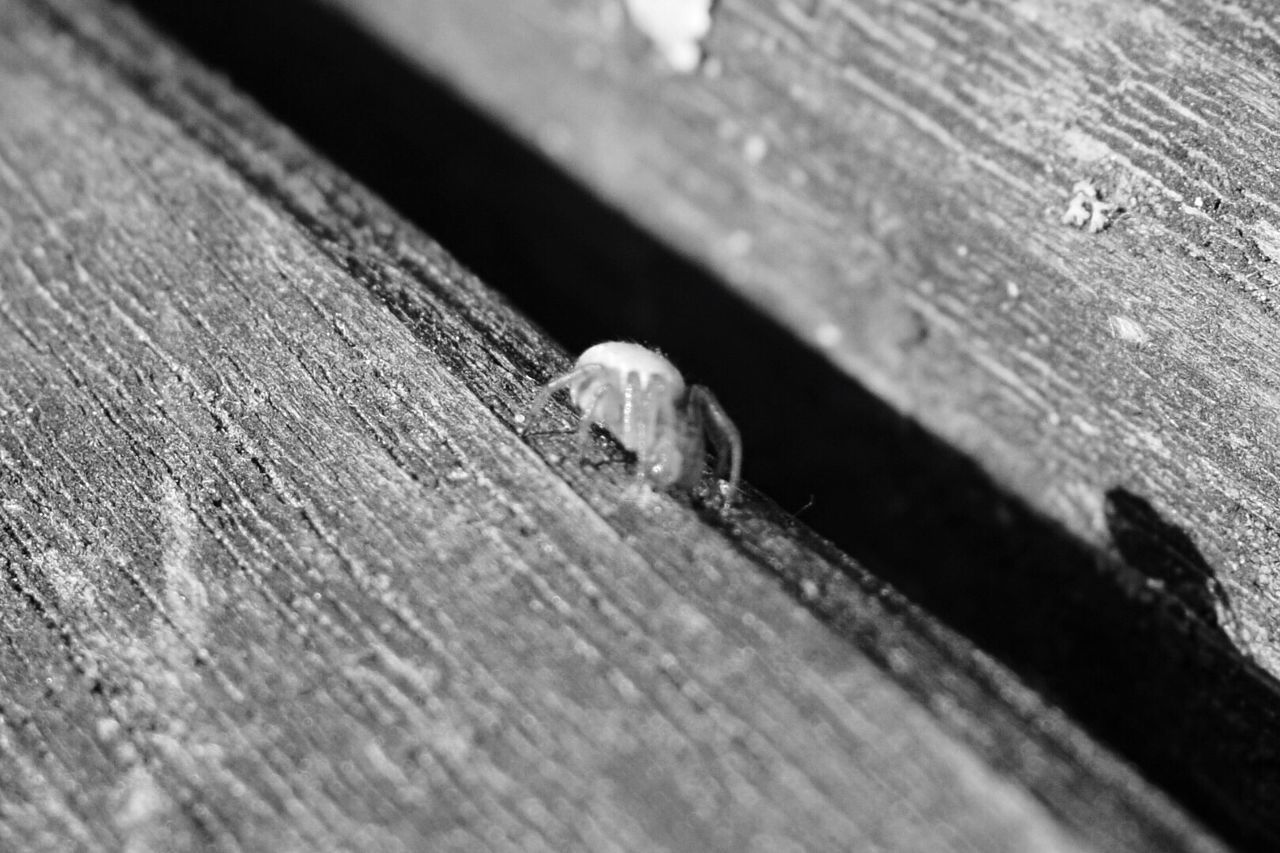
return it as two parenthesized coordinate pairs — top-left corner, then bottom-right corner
(258, 0), (1280, 845)
(327, 0), (1280, 685)
(0, 1), (1230, 851)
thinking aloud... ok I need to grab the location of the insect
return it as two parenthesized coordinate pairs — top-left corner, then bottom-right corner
(517, 341), (742, 507)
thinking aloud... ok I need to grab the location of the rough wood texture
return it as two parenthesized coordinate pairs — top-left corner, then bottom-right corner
(319, 0), (1280, 677)
(0, 1), (1230, 850)
(145, 0), (1280, 845)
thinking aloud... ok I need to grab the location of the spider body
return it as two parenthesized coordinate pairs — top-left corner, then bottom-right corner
(519, 342), (742, 506)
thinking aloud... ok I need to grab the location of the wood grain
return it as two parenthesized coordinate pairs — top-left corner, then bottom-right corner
(320, 0), (1280, 678)
(0, 1), (1229, 850)
(157, 0), (1280, 845)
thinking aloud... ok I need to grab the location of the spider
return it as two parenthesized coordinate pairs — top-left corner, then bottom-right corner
(517, 341), (742, 507)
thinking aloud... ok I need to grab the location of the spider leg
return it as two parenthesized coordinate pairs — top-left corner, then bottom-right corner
(689, 385), (742, 507)
(575, 380), (612, 454)
(518, 364), (604, 435)
(621, 369), (643, 450)
(637, 375), (667, 475)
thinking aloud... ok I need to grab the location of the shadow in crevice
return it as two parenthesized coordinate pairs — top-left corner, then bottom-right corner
(116, 0), (1280, 847)
(1106, 487), (1236, 645)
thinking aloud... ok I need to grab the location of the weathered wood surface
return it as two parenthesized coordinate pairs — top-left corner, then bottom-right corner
(311, 0), (1280, 666)
(326, 0), (1280, 644)
(0, 1), (1231, 850)
(318, 0), (1280, 580)
(125, 0), (1280, 845)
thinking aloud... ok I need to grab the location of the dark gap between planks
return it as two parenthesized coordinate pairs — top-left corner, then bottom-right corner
(114, 0), (1280, 847)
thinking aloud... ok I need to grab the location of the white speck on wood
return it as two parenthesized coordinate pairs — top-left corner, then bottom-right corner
(1071, 415), (1102, 437)
(159, 477), (208, 646)
(799, 579), (820, 601)
(1248, 220), (1280, 263)
(1108, 315), (1150, 347)
(743, 134), (768, 164)
(35, 549), (99, 609)
(814, 322), (842, 348)
(96, 718), (121, 742)
(115, 767), (176, 853)
(623, 0), (715, 72)
(1061, 180), (1118, 233)
(1057, 128), (1111, 163)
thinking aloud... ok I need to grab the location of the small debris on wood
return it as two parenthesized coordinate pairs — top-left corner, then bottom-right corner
(1061, 180), (1119, 233)
(1108, 315), (1150, 347)
(799, 578), (821, 601)
(623, 0), (715, 72)
(1248, 220), (1280, 264)
(743, 133), (768, 164)
(813, 322), (842, 349)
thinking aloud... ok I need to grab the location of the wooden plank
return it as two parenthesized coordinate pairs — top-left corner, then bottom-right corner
(309, 0), (1280, 655)
(312, 0), (1280, 648)
(119, 0), (1280, 846)
(0, 1), (1229, 850)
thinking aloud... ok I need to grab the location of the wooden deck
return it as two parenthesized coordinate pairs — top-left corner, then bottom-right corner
(118, 0), (1280, 847)
(1, 0), (1276, 849)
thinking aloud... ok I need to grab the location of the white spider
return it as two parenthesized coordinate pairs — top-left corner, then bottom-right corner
(518, 341), (742, 507)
